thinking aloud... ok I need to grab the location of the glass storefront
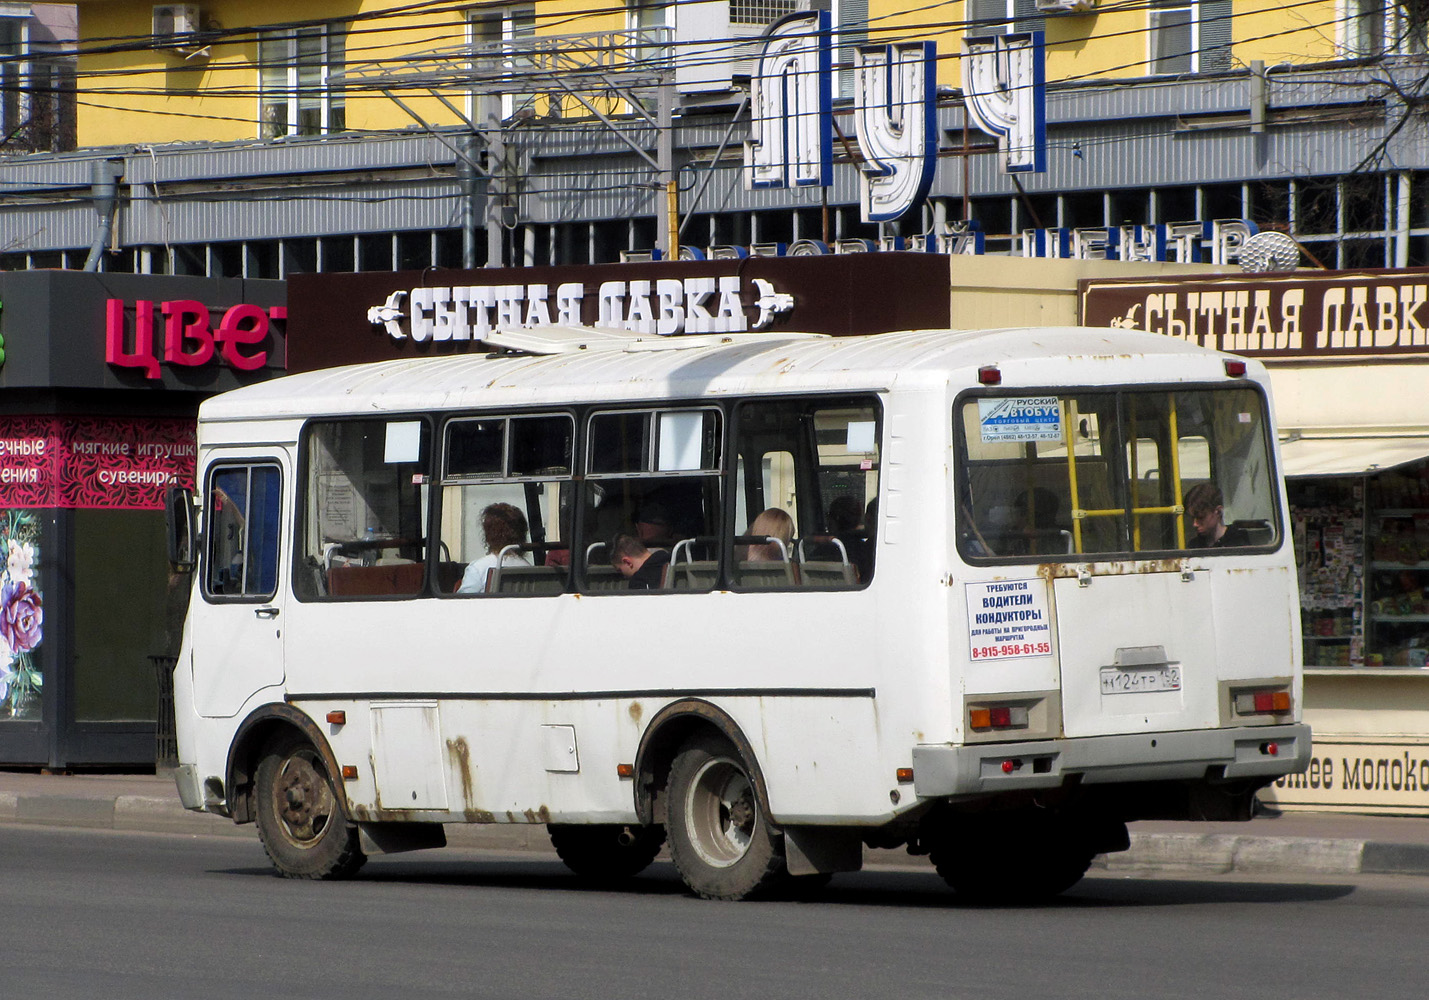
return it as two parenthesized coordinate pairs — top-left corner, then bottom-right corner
(1291, 460), (1429, 669)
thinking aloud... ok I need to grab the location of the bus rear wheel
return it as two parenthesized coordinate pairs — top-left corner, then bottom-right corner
(548, 824), (665, 880)
(254, 733), (366, 880)
(666, 736), (785, 900)
(929, 812), (1093, 903)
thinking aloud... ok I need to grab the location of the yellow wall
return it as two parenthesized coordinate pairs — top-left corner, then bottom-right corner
(74, 1), (1355, 147)
(875, 0), (1347, 90)
(75, 0), (623, 146)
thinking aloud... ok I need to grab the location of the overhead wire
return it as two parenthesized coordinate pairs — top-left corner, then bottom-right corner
(0, 0), (1411, 209)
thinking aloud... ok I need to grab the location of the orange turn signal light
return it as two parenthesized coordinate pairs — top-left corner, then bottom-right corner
(340, 765), (358, 780)
(969, 708), (992, 729)
(895, 767), (914, 784)
(616, 763), (634, 778)
(326, 710), (346, 725)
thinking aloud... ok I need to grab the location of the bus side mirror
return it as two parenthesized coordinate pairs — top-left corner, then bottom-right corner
(166, 485), (197, 573)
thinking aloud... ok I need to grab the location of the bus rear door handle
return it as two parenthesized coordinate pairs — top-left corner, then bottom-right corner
(254, 606), (280, 620)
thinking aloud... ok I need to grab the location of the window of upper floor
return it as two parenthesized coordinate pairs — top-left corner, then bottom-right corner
(966, 0), (1044, 37)
(730, 0), (803, 26)
(259, 23), (347, 139)
(1343, 0), (1428, 57)
(2, 8), (75, 154)
(1, 14), (23, 138)
(1149, 0), (1231, 76)
(627, 0), (672, 69)
(467, 5), (536, 121)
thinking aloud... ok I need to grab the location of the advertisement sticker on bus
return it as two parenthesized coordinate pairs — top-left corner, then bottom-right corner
(965, 579), (1053, 660)
(977, 397), (1062, 443)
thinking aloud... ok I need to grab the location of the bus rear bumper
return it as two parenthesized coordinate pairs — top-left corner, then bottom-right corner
(911, 723), (1311, 798)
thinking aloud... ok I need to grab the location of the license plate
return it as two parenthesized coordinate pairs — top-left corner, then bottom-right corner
(1100, 665), (1181, 694)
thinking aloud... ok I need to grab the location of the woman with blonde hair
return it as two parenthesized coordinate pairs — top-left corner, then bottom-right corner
(741, 507), (794, 562)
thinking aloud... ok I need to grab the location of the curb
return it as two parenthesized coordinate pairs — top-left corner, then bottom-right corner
(4, 790), (1429, 878)
(1099, 832), (1370, 876)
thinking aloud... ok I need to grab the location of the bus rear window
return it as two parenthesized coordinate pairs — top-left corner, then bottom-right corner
(956, 387), (1278, 560)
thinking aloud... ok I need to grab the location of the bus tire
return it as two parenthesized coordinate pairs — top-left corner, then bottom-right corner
(666, 736), (785, 900)
(929, 813), (1091, 903)
(548, 823), (665, 880)
(254, 733), (366, 880)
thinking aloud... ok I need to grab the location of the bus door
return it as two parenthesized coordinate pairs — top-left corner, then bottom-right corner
(192, 455), (288, 718)
(1050, 390), (1218, 737)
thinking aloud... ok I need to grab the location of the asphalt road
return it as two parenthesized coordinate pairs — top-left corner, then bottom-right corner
(1, 824), (1423, 1000)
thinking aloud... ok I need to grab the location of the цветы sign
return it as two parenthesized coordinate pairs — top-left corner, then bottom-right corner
(105, 298), (287, 379)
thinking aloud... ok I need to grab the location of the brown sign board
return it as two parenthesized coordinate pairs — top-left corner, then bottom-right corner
(287, 254), (952, 374)
(1079, 268), (1429, 361)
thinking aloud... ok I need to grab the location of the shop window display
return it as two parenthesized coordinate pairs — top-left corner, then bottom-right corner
(1366, 467), (1429, 667)
(1291, 462), (1429, 669)
(1292, 479), (1364, 667)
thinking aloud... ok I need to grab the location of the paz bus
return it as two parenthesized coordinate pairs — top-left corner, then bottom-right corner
(167, 324), (1309, 901)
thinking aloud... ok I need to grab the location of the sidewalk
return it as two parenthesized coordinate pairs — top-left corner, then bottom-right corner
(2, 769), (1427, 878)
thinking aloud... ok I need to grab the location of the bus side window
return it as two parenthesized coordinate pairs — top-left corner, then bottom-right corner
(298, 418), (431, 600)
(440, 413), (574, 597)
(205, 464), (281, 600)
(731, 397), (878, 589)
(580, 408), (722, 593)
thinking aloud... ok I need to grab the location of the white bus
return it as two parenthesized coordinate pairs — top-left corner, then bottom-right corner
(168, 324), (1309, 901)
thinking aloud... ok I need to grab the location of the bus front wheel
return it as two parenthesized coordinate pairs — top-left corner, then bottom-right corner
(254, 733), (366, 880)
(666, 736), (785, 900)
(548, 824), (665, 880)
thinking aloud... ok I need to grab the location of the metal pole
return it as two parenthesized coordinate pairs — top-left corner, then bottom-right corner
(481, 92), (505, 268)
(658, 78), (676, 259)
(459, 134), (480, 269)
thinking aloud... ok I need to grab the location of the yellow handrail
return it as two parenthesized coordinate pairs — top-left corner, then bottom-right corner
(1169, 394), (1186, 549)
(1129, 408), (1142, 550)
(1062, 398), (1084, 554)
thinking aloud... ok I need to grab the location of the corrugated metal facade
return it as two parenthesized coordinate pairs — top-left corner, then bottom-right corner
(0, 62), (1424, 255)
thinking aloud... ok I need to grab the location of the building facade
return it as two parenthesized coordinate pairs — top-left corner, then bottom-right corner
(0, 2), (1424, 275)
(3, 2), (1429, 775)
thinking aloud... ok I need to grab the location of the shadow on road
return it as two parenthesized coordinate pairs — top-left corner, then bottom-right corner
(214, 855), (1359, 909)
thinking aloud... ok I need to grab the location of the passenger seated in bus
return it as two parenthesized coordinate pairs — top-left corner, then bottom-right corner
(634, 502), (677, 549)
(1184, 483), (1250, 548)
(827, 495), (870, 574)
(456, 502), (533, 593)
(739, 508), (794, 562)
(1010, 488), (1065, 556)
(544, 499), (573, 568)
(608, 532), (670, 590)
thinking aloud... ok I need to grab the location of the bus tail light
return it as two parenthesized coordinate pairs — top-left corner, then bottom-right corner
(977, 365), (1001, 385)
(1233, 687), (1291, 716)
(1224, 359), (1247, 377)
(969, 705), (1029, 730)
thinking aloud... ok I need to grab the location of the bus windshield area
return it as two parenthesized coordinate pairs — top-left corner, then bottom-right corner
(956, 386), (1279, 560)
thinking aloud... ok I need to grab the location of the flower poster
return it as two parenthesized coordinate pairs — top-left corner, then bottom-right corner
(0, 511), (41, 720)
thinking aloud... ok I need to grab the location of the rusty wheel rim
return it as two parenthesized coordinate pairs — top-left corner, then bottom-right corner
(272, 748), (336, 848)
(685, 757), (755, 869)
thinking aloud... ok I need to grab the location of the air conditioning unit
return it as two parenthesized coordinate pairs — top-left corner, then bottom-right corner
(1034, 0), (1096, 12)
(152, 4), (201, 45)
